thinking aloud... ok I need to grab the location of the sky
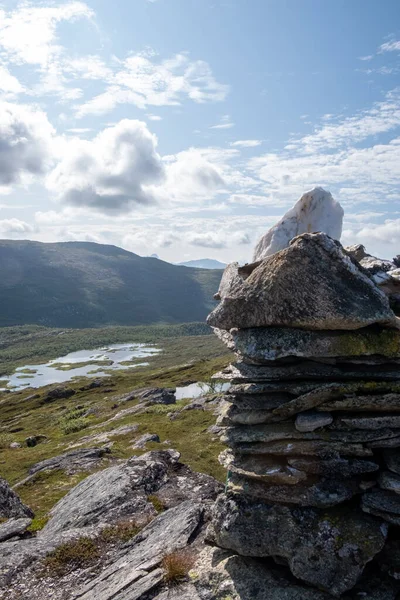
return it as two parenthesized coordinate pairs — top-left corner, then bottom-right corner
(0, 0), (400, 263)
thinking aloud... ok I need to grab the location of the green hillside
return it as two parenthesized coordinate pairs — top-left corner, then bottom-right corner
(0, 240), (223, 328)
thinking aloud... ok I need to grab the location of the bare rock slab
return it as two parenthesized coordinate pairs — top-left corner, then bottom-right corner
(207, 233), (396, 331)
(41, 450), (221, 537)
(72, 501), (203, 600)
(207, 493), (387, 596)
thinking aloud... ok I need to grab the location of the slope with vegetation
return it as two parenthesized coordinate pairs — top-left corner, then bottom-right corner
(0, 240), (223, 328)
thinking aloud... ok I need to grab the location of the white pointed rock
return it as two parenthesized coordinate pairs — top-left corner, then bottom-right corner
(253, 187), (344, 261)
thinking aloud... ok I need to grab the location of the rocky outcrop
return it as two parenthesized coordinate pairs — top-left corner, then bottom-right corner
(207, 225), (400, 596)
(0, 518), (32, 543)
(0, 477), (33, 520)
(253, 187), (344, 261)
(207, 233), (396, 331)
(41, 449), (222, 537)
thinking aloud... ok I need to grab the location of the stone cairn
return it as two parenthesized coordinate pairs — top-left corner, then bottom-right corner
(206, 227), (400, 597)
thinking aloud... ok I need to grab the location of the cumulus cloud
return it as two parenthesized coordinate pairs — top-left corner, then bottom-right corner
(0, 2), (94, 67)
(187, 230), (250, 249)
(0, 101), (55, 185)
(161, 148), (225, 203)
(0, 218), (33, 234)
(46, 119), (165, 213)
(76, 51), (229, 117)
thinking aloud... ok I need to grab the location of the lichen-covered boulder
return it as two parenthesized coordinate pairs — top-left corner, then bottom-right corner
(215, 326), (400, 362)
(207, 493), (387, 596)
(208, 233), (396, 331)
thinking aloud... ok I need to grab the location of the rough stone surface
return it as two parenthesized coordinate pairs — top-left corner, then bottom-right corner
(41, 450), (222, 537)
(0, 518), (32, 543)
(221, 326), (400, 362)
(208, 233), (396, 331)
(208, 493), (387, 596)
(379, 471), (400, 494)
(0, 477), (33, 520)
(287, 457), (379, 478)
(28, 447), (112, 477)
(193, 546), (332, 600)
(131, 433), (160, 449)
(71, 501), (203, 600)
(253, 187), (344, 261)
(383, 449), (400, 474)
(295, 411), (333, 432)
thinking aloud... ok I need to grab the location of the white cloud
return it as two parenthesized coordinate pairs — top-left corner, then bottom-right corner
(64, 55), (112, 80)
(76, 51), (229, 117)
(288, 88), (400, 153)
(0, 217), (33, 234)
(210, 114), (234, 130)
(147, 114), (162, 121)
(231, 140), (262, 148)
(0, 64), (24, 95)
(358, 55), (374, 61)
(0, 101), (55, 185)
(157, 147), (226, 204)
(47, 119), (165, 213)
(379, 40), (400, 53)
(0, 2), (94, 67)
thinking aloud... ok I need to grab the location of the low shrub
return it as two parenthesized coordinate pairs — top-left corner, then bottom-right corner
(99, 520), (140, 543)
(162, 549), (196, 585)
(40, 537), (100, 577)
(59, 417), (90, 435)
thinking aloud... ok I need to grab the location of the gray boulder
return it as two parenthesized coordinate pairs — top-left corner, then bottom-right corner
(28, 447), (112, 476)
(0, 518), (32, 543)
(208, 493), (387, 596)
(207, 233), (396, 331)
(0, 477), (33, 519)
(41, 450), (222, 537)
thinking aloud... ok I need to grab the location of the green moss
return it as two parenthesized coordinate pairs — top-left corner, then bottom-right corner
(148, 494), (166, 513)
(27, 515), (49, 533)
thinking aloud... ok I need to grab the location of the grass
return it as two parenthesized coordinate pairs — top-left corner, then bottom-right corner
(39, 537), (100, 577)
(99, 520), (141, 543)
(0, 433), (13, 449)
(162, 550), (197, 585)
(0, 326), (232, 522)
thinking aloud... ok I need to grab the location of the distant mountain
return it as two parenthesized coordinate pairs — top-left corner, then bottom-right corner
(178, 258), (227, 270)
(0, 240), (222, 328)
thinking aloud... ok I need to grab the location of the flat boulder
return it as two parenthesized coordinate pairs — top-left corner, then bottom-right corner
(220, 326), (400, 362)
(253, 187), (344, 261)
(208, 233), (396, 331)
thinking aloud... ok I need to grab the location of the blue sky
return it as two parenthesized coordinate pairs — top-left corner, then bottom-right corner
(0, 0), (400, 262)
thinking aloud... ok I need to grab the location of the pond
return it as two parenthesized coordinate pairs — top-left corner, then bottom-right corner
(175, 381), (230, 399)
(0, 343), (161, 392)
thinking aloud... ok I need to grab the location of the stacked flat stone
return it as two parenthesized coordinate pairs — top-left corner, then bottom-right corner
(206, 232), (400, 597)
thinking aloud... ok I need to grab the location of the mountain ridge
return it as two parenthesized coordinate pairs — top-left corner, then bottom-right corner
(0, 239), (223, 328)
